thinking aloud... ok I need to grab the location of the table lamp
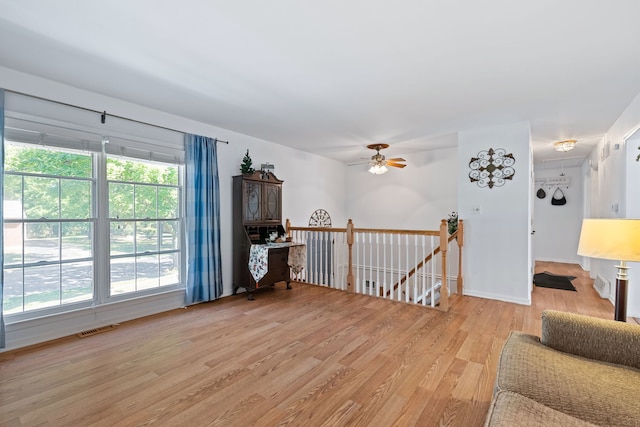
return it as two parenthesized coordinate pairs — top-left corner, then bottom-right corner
(577, 219), (640, 321)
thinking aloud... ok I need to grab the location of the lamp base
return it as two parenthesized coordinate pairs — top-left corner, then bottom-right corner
(614, 277), (628, 322)
(614, 261), (630, 322)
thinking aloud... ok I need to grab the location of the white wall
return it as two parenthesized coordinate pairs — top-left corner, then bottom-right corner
(533, 166), (584, 264)
(218, 137), (347, 297)
(345, 146), (458, 230)
(583, 89), (640, 318)
(458, 122), (532, 305)
(0, 67), (347, 350)
(625, 128), (640, 317)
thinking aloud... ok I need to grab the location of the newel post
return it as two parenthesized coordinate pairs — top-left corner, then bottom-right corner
(439, 219), (449, 311)
(457, 219), (464, 295)
(285, 218), (291, 238)
(346, 219), (355, 293)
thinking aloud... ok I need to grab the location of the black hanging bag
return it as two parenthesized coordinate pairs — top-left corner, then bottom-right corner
(551, 187), (566, 206)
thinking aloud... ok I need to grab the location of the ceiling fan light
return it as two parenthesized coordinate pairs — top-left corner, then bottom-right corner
(368, 164), (388, 174)
(554, 139), (577, 152)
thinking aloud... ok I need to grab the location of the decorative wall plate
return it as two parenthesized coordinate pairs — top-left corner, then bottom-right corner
(309, 209), (332, 227)
(468, 148), (515, 189)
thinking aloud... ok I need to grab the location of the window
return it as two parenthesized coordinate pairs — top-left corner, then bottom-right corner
(2, 121), (184, 319)
(3, 143), (95, 314)
(107, 158), (181, 296)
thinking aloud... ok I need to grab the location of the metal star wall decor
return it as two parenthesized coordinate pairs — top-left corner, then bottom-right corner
(468, 148), (516, 189)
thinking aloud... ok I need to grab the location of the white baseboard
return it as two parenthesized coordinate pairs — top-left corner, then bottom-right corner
(2, 289), (186, 352)
(464, 289), (531, 306)
(534, 257), (582, 265)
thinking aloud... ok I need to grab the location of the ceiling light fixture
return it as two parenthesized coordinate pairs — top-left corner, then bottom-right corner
(368, 163), (388, 175)
(554, 139), (577, 152)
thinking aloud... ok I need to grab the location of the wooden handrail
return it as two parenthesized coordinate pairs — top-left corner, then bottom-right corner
(352, 228), (440, 236)
(287, 225), (434, 235)
(287, 225), (348, 233)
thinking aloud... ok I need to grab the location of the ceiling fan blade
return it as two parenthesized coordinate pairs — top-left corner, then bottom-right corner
(347, 161), (370, 166)
(387, 158), (406, 162)
(387, 161), (407, 168)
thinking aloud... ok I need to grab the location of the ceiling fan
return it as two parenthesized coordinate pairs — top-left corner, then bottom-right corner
(365, 143), (407, 174)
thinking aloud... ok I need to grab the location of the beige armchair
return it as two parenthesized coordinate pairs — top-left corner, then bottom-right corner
(485, 310), (640, 426)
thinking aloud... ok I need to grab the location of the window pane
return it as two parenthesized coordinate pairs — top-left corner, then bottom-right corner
(24, 264), (60, 311)
(109, 183), (134, 219)
(24, 223), (60, 264)
(23, 176), (59, 219)
(4, 223), (24, 266)
(160, 253), (179, 286)
(5, 144), (92, 178)
(110, 257), (136, 296)
(136, 221), (157, 253)
(135, 185), (157, 219)
(110, 221), (134, 255)
(3, 142), (95, 315)
(107, 158), (178, 185)
(61, 180), (91, 219)
(157, 187), (178, 219)
(137, 254), (159, 290)
(160, 221), (179, 251)
(61, 261), (93, 304)
(4, 175), (23, 219)
(3, 266), (24, 314)
(62, 222), (92, 261)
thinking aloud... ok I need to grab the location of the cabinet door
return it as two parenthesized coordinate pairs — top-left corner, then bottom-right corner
(243, 181), (262, 222)
(264, 183), (281, 221)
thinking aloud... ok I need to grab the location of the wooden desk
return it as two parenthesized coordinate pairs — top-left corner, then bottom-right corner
(234, 242), (306, 300)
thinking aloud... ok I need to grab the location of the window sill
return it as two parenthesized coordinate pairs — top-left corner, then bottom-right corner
(2, 288), (186, 352)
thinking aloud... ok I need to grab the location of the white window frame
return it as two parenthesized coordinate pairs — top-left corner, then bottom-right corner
(3, 144), (97, 320)
(103, 158), (184, 303)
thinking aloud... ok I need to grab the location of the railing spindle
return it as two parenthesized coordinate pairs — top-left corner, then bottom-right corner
(375, 233), (380, 297)
(396, 234), (401, 302)
(420, 236), (427, 305)
(431, 236), (436, 307)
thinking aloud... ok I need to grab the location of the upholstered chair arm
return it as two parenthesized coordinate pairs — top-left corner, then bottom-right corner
(541, 310), (640, 369)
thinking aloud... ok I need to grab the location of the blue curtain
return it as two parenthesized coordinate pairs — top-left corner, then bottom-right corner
(0, 89), (5, 348)
(184, 134), (223, 304)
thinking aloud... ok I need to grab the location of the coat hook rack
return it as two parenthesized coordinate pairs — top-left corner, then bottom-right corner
(535, 175), (572, 190)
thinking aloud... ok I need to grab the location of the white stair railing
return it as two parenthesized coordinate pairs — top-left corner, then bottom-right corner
(285, 219), (464, 311)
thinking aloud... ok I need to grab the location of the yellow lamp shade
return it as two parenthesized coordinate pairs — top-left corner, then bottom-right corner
(577, 219), (640, 262)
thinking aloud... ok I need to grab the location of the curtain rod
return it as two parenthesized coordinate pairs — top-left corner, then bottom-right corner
(5, 89), (230, 144)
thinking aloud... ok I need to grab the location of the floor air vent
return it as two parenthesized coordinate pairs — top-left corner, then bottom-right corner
(593, 275), (610, 299)
(77, 325), (117, 338)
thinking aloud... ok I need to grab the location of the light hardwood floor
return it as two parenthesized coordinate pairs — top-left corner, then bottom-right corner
(0, 262), (615, 426)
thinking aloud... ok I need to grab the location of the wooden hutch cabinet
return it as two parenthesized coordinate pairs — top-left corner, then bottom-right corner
(242, 178), (281, 223)
(232, 171), (290, 299)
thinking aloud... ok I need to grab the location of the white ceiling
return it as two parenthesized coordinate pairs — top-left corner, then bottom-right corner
(1, 1), (640, 167)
